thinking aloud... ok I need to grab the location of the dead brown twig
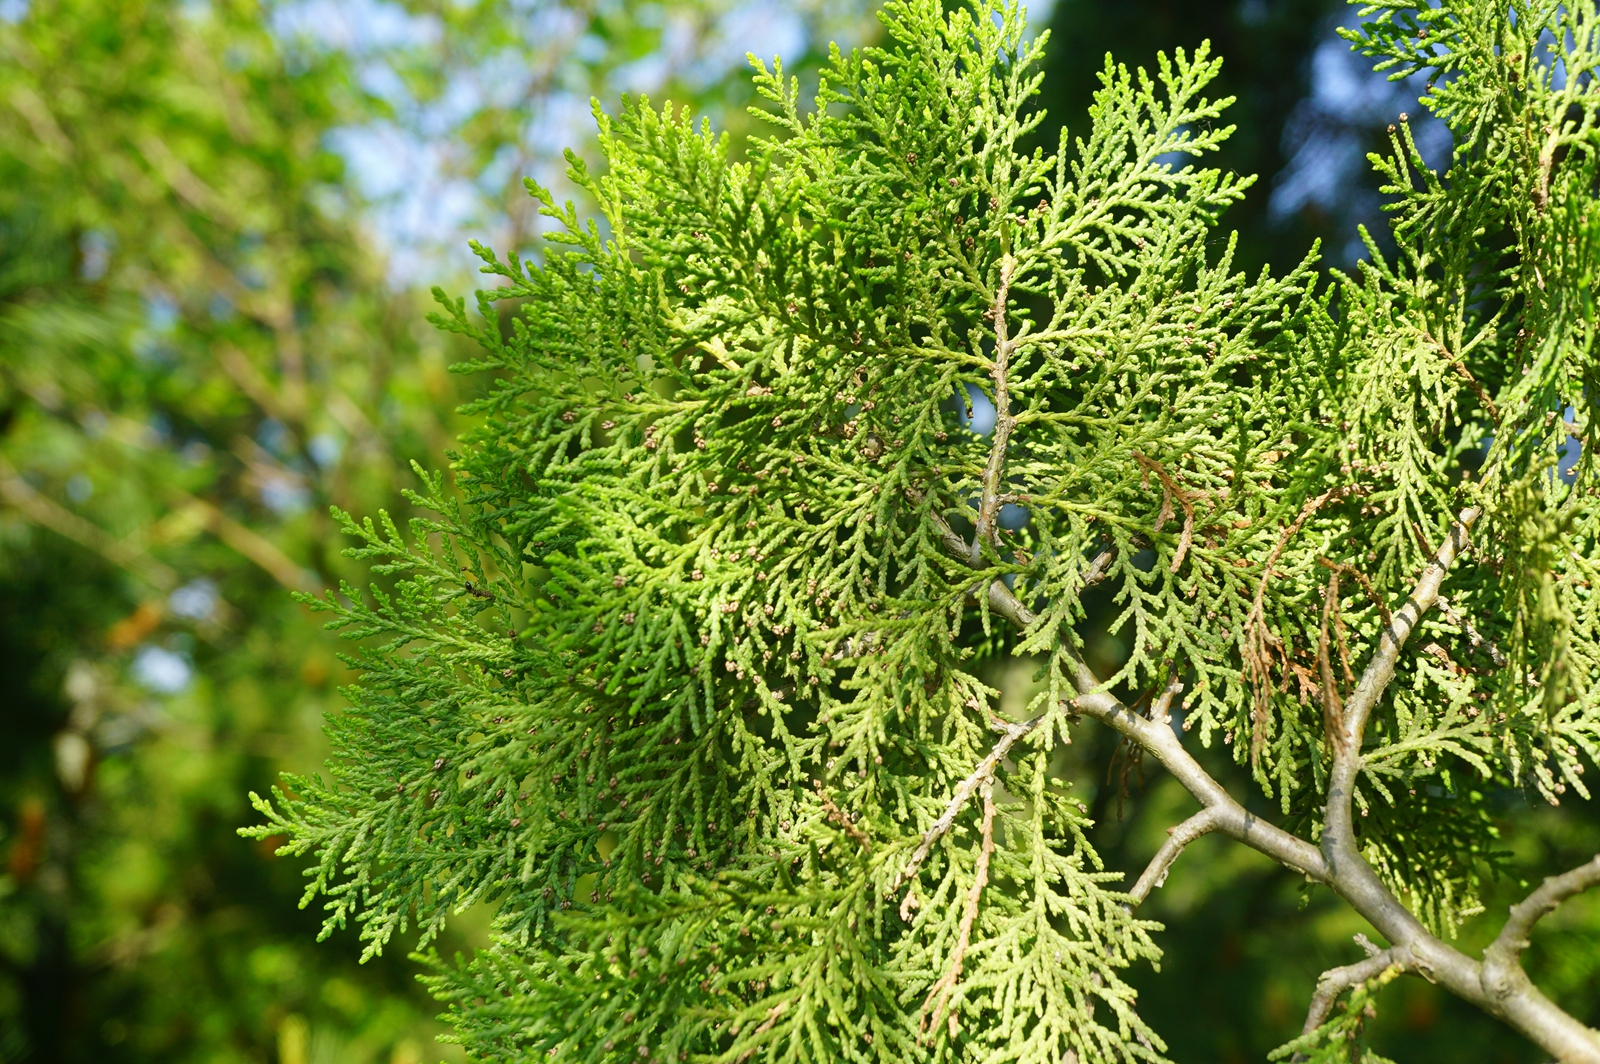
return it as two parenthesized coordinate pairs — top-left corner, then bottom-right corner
(818, 790), (872, 852)
(1315, 556), (1393, 632)
(1243, 489), (1346, 767)
(1131, 451), (1201, 573)
(1421, 327), (1500, 424)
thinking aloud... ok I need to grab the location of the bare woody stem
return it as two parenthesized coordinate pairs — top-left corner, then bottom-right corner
(978, 574), (1331, 882)
(1304, 947), (1413, 1036)
(920, 780), (997, 1039)
(1288, 946), (1416, 1063)
(1323, 506), (1482, 867)
(1312, 507), (1600, 1062)
(970, 254), (1017, 565)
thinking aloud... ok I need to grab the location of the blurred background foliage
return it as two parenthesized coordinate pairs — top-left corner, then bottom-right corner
(0, 1), (1593, 1063)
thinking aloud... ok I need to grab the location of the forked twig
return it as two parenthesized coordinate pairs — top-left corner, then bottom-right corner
(1132, 451), (1200, 572)
(1288, 945), (1415, 1062)
(1482, 854), (1600, 997)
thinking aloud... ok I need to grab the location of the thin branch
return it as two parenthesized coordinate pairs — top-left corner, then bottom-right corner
(926, 506), (1600, 1064)
(1482, 854), (1600, 997)
(1422, 327), (1501, 424)
(920, 779), (996, 1040)
(1149, 672), (1184, 724)
(927, 505), (1111, 599)
(1127, 806), (1220, 908)
(970, 254), (1017, 565)
(135, 130), (243, 228)
(1244, 489), (1346, 766)
(892, 711), (1045, 901)
(1082, 542), (1116, 588)
(1305, 947), (1412, 1035)
(1131, 451), (1199, 572)
(1316, 555), (1393, 631)
(165, 490), (314, 592)
(216, 343), (291, 423)
(976, 574), (1331, 882)
(1318, 568), (1345, 750)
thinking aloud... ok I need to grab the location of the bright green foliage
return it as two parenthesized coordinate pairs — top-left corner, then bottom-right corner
(247, 1), (1600, 1062)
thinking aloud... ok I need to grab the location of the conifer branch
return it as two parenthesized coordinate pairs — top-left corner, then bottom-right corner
(248, 3), (1600, 1059)
(960, 547), (1332, 882)
(1322, 507), (1480, 860)
(962, 515), (1600, 1063)
(919, 778), (996, 1040)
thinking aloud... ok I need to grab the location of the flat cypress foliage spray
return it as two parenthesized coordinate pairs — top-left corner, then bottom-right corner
(246, 2), (1600, 1061)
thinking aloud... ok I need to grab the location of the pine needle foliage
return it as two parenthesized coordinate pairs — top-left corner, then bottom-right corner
(246, 1), (1600, 1061)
